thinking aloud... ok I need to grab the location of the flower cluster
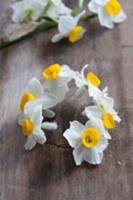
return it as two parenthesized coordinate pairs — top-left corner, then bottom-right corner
(18, 63), (121, 166)
(11, 0), (127, 44)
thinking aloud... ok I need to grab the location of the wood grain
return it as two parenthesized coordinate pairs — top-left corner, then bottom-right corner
(0, 0), (133, 200)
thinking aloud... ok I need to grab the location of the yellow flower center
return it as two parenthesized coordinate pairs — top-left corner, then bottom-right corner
(42, 64), (61, 80)
(105, 0), (122, 16)
(20, 93), (35, 112)
(102, 112), (116, 129)
(22, 119), (34, 136)
(82, 128), (100, 148)
(68, 26), (83, 43)
(24, 7), (33, 18)
(86, 72), (101, 87)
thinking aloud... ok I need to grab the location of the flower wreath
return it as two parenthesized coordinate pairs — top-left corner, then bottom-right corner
(0, 0), (127, 49)
(18, 64), (121, 166)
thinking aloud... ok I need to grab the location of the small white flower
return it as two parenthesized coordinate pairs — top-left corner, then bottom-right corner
(42, 64), (75, 102)
(88, 0), (127, 29)
(64, 118), (109, 165)
(18, 77), (57, 125)
(51, 11), (86, 43)
(11, 0), (48, 23)
(21, 104), (46, 150)
(84, 87), (121, 125)
(74, 64), (102, 99)
(46, 1), (72, 20)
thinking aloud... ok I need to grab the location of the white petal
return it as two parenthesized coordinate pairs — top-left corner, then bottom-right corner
(106, 105), (121, 123)
(89, 83), (101, 101)
(24, 94), (57, 116)
(84, 148), (103, 165)
(28, 77), (44, 98)
(46, 5), (60, 19)
(95, 0), (109, 6)
(95, 135), (109, 151)
(45, 82), (68, 103)
(98, 8), (114, 29)
(31, 2), (46, 21)
(11, 1), (23, 11)
(57, 65), (75, 85)
(41, 93), (57, 109)
(84, 105), (103, 119)
(100, 96), (114, 111)
(70, 121), (85, 135)
(73, 146), (85, 165)
(57, 3), (72, 15)
(24, 102), (35, 118)
(51, 33), (65, 43)
(11, 2), (25, 23)
(51, 0), (61, 5)
(58, 15), (76, 34)
(64, 129), (81, 148)
(63, 121), (85, 148)
(74, 72), (87, 88)
(81, 64), (89, 81)
(17, 113), (25, 126)
(111, 10), (127, 23)
(88, 0), (99, 13)
(24, 135), (36, 150)
(47, 3), (71, 19)
(33, 129), (46, 144)
(31, 105), (43, 127)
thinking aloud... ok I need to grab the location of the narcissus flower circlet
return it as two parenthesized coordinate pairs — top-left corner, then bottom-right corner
(18, 64), (121, 166)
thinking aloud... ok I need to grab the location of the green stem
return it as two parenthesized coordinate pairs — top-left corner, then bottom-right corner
(83, 13), (97, 20)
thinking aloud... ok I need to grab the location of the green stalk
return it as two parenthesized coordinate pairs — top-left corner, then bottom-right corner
(83, 13), (97, 20)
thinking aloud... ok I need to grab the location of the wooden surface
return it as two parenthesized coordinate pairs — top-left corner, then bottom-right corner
(0, 0), (133, 199)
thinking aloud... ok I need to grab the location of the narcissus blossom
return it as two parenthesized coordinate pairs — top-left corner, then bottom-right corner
(83, 87), (121, 126)
(88, 0), (127, 28)
(42, 64), (75, 102)
(21, 105), (46, 150)
(18, 77), (57, 125)
(51, 11), (86, 43)
(64, 119), (109, 165)
(74, 64), (102, 99)
(11, 0), (71, 23)
(11, 0), (48, 23)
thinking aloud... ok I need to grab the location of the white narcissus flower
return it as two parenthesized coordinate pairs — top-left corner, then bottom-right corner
(64, 119), (109, 165)
(51, 11), (86, 43)
(18, 77), (57, 124)
(11, 0), (48, 23)
(74, 64), (102, 99)
(88, 0), (127, 29)
(83, 87), (121, 128)
(46, 1), (72, 20)
(21, 104), (46, 150)
(42, 64), (75, 102)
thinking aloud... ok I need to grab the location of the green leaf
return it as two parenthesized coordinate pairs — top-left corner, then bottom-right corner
(0, 20), (57, 49)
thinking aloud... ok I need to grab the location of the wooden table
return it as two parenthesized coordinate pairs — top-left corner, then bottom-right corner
(0, 0), (132, 199)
